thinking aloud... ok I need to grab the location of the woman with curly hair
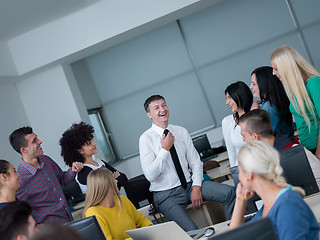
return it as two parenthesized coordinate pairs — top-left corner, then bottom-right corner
(60, 122), (128, 194)
(250, 66), (294, 137)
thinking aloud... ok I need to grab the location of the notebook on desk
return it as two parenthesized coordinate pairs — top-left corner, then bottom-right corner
(126, 221), (193, 240)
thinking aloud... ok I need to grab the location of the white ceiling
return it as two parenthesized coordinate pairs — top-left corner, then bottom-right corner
(0, 0), (101, 41)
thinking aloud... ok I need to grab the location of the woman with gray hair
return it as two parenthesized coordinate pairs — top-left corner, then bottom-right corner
(229, 141), (319, 240)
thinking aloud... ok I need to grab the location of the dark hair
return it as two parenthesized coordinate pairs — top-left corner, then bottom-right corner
(239, 109), (274, 138)
(0, 201), (33, 240)
(0, 159), (10, 174)
(60, 122), (94, 167)
(143, 95), (165, 112)
(32, 223), (84, 240)
(9, 127), (33, 154)
(251, 66), (292, 126)
(225, 81), (253, 123)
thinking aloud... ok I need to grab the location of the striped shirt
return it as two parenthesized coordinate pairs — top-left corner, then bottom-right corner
(16, 155), (75, 224)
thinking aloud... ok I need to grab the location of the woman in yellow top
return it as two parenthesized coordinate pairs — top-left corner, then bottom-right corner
(84, 168), (153, 240)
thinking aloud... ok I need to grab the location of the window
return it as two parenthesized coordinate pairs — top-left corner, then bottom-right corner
(88, 109), (116, 162)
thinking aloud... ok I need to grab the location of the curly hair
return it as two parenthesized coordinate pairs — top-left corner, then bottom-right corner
(60, 122), (94, 167)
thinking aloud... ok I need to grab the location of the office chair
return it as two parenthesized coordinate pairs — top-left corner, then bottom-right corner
(62, 180), (85, 206)
(66, 216), (106, 240)
(124, 174), (163, 223)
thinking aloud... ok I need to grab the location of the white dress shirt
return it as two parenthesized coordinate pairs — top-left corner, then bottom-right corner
(139, 123), (203, 192)
(222, 114), (245, 168)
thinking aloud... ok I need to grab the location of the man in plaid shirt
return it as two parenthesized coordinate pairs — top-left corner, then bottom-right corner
(9, 126), (83, 225)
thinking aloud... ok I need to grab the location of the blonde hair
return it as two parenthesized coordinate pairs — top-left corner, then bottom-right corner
(270, 45), (320, 129)
(83, 169), (122, 217)
(238, 141), (305, 196)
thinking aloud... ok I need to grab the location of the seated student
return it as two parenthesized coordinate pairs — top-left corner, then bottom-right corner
(238, 109), (320, 188)
(0, 201), (38, 240)
(60, 122), (128, 194)
(84, 169), (153, 239)
(229, 141), (319, 240)
(0, 160), (20, 209)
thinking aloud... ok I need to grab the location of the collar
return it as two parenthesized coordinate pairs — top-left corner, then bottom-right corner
(20, 156), (44, 176)
(152, 123), (171, 136)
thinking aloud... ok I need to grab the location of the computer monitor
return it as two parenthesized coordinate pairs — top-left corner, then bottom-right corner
(192, 134), (211, 157)
(209, 217), (278, 240)
(67, 216), (106, 240)
(279, 144), (319, 196)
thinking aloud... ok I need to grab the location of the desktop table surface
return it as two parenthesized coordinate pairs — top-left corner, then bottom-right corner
(190, 192), (320, 239)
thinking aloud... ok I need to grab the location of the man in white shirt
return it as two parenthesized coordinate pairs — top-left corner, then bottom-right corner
(139, 95), (236, 231)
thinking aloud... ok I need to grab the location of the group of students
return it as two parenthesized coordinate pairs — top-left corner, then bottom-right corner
(1, 44), (320, 240)
(223, 45), (320, 239)
(0, 123), (147, 240)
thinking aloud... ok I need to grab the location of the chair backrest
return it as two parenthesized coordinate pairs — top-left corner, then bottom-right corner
(279, 144), (319, 196)
(62, 180), (85, 206)
(209, 217), (278, 240)
(66, 216), (106, 240)
(124, 174), (153, 209)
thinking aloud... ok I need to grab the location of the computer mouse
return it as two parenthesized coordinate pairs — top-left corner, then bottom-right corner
(204, 227), (215, 237)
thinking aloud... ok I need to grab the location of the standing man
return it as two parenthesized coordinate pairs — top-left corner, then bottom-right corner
(9, 126), (83, 224)
(139, 95), (235, 231)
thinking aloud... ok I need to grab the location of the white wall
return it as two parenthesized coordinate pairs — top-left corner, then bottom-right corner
(0, 41), (17, 76)
(6, 0), (219, 75)
(15, 66), (84, 170)
(0, 84), (30, 167)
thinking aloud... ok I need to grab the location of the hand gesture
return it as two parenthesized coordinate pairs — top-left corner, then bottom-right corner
(71, 161), (83, 172)
(235, 182), (255, 201)
(161, 131), (174, 151)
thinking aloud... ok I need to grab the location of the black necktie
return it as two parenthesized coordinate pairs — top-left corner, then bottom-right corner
(164, 129), (187, 188)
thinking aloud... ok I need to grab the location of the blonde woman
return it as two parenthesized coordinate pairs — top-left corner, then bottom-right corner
(270, 45), (320, 158)
(229, 141), (319, 240)
(84, 169), (152, 240)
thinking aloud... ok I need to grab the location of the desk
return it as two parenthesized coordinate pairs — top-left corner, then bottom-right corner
(305, 192), (320, 222)
(189, 192), (320, 239)
(205, 160), (230, 181)
(210, 151), (228, 163)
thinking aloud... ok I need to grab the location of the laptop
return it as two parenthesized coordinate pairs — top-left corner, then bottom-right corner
(126, 221), (193, 240)
(209, 217), (278, 240)
(192, 134), (218, 162)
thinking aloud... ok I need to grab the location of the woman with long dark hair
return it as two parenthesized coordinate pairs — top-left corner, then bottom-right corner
(222, 81), (253, 187)
(250, 66), (294, 137)
(0, 159), (20, 209)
